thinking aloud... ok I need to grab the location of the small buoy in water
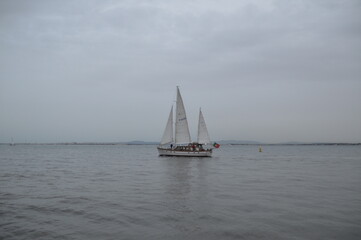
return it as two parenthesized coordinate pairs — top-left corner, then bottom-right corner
(259, 146), (262, 152)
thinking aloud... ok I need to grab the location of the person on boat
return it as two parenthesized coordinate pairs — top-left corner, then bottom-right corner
(170, 144), (173, 149)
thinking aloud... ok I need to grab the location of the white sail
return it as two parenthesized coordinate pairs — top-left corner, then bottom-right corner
(160, 106), (173, 145)
(197, 108), (211, 144)
(175, 87), (191, 144)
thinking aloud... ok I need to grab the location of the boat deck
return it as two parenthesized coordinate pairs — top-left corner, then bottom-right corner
(157, 147), (212, 157)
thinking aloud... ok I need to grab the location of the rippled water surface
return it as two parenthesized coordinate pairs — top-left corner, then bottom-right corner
(1, 145), (361, 239)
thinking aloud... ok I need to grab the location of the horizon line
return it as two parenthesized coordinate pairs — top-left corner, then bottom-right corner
(1, 141), (360, 146)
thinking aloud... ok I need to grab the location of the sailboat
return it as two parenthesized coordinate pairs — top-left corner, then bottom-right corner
(10, 137), (15, 146)
(157, 87), (216, 157)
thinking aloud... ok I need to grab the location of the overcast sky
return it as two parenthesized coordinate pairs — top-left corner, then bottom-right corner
(1, 0), (360, 143)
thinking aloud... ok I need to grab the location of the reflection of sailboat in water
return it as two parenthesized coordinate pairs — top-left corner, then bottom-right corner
(157, 87), (219, 157)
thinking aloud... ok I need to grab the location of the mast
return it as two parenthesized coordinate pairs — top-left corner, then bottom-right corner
(197, 108), (211, 144)
(160, 106), (173, 145)
(175, 87), (191, 145)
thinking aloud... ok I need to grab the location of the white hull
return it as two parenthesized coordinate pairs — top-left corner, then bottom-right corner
(157, 147), (212, 157)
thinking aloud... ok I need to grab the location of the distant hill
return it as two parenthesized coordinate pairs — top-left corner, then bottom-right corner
(216, 140), (261, 145)
(277, 141), (307, 145)
(126, 141), (159, 145)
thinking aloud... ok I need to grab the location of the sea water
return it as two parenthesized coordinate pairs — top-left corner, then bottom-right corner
(1, 144), (360, 239)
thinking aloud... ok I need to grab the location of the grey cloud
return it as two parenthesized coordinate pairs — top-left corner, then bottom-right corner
(1, 0), (360, 143)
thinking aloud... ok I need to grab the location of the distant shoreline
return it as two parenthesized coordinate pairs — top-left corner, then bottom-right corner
(228, 143), (361, 146)
(1, 142), (360, 146)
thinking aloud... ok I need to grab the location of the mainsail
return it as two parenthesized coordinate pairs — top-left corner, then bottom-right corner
(175, 87), (191, 144)
(160, 106), (173, 145)
(197, 108), (211, 144)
